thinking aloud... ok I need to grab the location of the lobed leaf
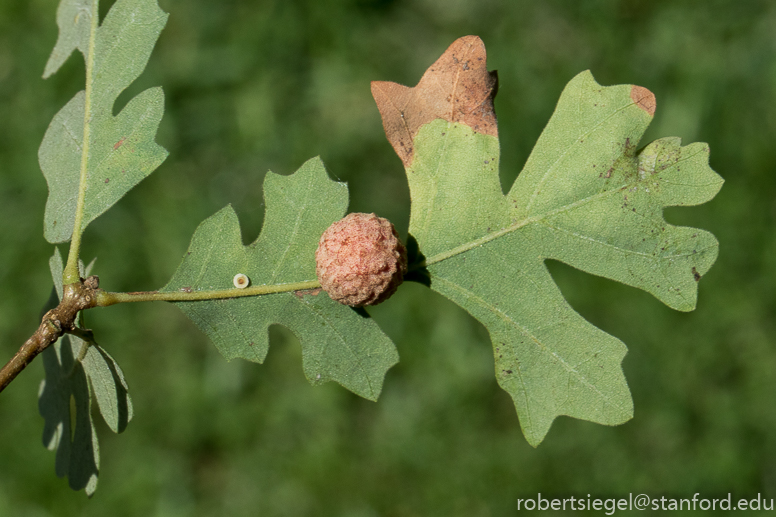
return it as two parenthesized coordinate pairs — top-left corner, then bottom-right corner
(163, 158), (399, 401)
(373, 36), (723, 445)
(40, 0), (168, 243)
(39, 249), (133, 495)
(39, 337), (99, 496)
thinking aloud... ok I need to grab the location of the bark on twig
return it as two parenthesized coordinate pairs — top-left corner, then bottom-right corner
(0, 277), (99, 394)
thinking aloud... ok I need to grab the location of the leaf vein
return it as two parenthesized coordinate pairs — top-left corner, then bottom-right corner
(268, 177), (310, 283)
(523, 99), (639, 216)
(433, 274), (623, 412)
(298, 298), (375, 398)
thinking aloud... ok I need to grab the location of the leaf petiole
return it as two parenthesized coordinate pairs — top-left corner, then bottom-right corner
(95, 280), (322, 306)
(63, 0), (99, 285)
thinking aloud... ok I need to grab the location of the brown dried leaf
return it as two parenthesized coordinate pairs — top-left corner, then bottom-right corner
(630, 85), (657, 116)
(371, 35), (498, 167)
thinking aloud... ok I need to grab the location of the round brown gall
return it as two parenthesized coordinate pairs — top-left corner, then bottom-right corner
(315, 213), (407, 306)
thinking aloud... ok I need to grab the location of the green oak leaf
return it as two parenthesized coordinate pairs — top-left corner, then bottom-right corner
(163, 157), (399, 401)
(39, 249), (133, 495)
(373, 36), (723, 445)
(40, 0), (168, 243)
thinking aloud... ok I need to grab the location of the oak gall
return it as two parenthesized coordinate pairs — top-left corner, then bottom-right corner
(315, 213), (407, 306)
(233, 273), (250, 289)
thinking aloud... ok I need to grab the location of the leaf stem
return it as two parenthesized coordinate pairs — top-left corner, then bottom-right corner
(64, 0), (99, 285)
(95, 280), (322, 306)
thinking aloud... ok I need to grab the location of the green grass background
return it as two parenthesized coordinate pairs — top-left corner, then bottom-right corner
(1, 0), (775, 515)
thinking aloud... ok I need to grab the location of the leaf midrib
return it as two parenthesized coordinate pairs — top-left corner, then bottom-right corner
(62, 0), (99, 284)
(421, 145), (707, 268)
(432, 273), (630, 418)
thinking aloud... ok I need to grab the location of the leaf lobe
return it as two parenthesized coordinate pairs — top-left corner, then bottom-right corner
(371, 35), (498, 167)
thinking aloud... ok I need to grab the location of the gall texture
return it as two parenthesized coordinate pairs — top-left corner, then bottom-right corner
(315, 213), (408, 306)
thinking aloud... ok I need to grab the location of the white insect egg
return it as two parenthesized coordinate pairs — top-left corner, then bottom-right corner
(233, 273), (250, 289)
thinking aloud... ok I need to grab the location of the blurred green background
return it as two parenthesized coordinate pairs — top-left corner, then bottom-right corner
(1, 0), (775, 515)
